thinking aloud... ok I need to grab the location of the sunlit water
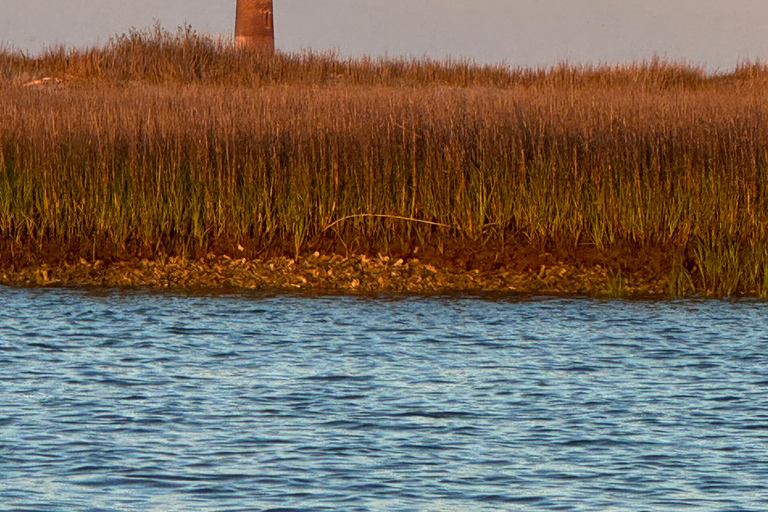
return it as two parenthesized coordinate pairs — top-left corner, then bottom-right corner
(1, 287), (767, 511)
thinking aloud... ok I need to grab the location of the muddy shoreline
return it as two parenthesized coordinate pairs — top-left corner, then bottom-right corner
(0, 252), (675, 298)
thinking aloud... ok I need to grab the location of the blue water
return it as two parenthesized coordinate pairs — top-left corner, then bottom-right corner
(1, 287), (767, 511)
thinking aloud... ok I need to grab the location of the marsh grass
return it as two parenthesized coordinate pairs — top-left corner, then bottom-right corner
(3, 28), (768, 295)
(604, 269), (626, 299)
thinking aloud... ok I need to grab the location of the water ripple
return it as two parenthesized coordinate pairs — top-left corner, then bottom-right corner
(1, 288), (767, 511)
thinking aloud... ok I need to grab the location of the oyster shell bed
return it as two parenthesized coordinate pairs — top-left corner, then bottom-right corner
(0, 252), (667, 297)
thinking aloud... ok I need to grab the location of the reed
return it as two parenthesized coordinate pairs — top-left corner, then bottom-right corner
(3, 27), (768, 295)
(5, 24), (762, 89)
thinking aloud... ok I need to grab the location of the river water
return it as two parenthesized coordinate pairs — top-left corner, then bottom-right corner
(1, 287), (767, 511)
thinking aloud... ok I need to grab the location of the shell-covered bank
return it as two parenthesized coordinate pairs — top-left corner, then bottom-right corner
(1, 251), (667, 298)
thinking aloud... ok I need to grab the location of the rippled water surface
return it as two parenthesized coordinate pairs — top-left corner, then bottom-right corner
(1, 288), (768, 511)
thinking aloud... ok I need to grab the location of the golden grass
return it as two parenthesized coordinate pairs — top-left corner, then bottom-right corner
(3, 26), (768, 296)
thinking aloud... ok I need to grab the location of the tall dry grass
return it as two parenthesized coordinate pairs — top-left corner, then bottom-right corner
(3, 27), (768, 295)
(6, 24), (764, 89)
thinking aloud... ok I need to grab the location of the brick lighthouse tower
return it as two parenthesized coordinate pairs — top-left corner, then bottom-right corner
(235, 0), (275, 53)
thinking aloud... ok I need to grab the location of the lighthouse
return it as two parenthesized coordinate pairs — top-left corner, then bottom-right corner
(235, 0), (275, 53)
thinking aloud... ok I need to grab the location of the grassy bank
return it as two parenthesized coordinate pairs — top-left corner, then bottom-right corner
(3, 27), (768, 296)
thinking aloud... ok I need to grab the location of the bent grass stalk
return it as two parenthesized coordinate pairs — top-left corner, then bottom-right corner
(323, 214), (450, 232)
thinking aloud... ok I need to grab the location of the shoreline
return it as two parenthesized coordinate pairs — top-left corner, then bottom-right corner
(5, 37), (768, 300)
(0, 252), (675, 298)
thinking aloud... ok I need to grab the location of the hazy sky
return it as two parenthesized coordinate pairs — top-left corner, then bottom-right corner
(2, 1), (767, 69)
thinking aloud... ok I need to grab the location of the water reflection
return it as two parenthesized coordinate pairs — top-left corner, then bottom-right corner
(1, 288), (767, 511)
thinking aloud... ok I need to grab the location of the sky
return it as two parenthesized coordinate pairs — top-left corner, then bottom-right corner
(1, 0), (767, 70)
